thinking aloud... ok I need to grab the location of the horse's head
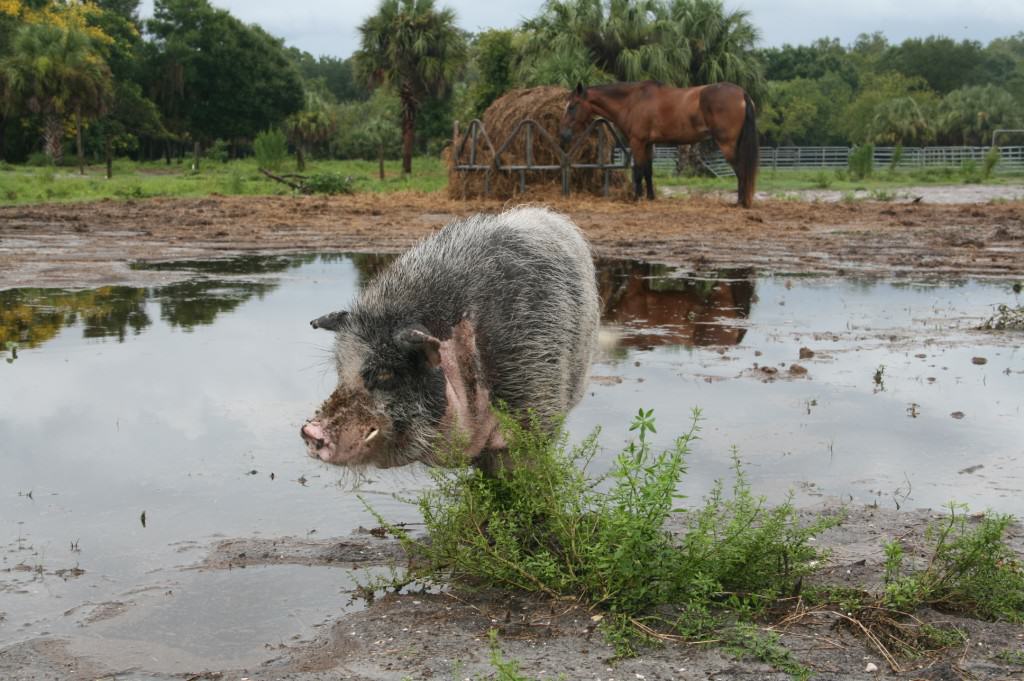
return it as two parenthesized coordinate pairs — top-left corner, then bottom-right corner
(560, 83), (592, 146)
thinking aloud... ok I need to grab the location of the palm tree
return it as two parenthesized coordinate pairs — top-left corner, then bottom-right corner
(285, 92), (338, 171)
(670, 0), (763, 98)
(520, 0), (689, 86)
(1, 22), (113, 168)
(354, 0), (467, 175)
(938, 85), (1021, 146)
(869, 97), (930, 146)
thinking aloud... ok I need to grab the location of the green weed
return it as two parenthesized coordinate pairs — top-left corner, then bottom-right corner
(996, 648), (1024, 665)
(810, 170), (832, 189)
(379, 409), (838, 663)
(983, 147), (1001, 180)
(253, 128), (288, 171)
(883, 503), (1024, 621)
(725, 622), (811, 681)
(849, 144), (874, 180)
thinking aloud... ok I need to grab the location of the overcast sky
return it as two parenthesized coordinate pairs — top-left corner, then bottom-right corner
(138, 1), (1024, 60)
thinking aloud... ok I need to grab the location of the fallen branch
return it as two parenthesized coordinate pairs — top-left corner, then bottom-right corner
(259, 167), (306, 190)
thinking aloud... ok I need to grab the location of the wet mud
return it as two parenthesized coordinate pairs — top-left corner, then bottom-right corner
(3, 507), (1023, 680)
(1, 192), (1023, 289)
(2, 195), (1023, 679)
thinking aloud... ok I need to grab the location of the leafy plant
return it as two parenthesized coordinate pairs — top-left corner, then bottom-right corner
(253, 128), (288, 171)
(960, 158), (981, 183)
(882, 503), (1024, 621)
(381, 409), (837, 659)
(983, 146), (1001, 180)
(205, 139), (230, 163)
(888, 144), (904, 172)
(848, 143), (874, 180)
(810, 170), (832, 189)
(302, 172), (354, 195)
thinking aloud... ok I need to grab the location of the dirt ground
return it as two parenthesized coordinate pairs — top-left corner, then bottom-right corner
(2, 507), (1023, 680)
(2, 190), (1024, 679)
(1, 189), (1023, 290)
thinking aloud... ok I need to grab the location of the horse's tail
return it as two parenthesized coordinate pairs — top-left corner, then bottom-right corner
(736, 92), (759, 208)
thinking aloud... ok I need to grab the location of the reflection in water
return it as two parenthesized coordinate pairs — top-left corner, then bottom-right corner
(598, 261), (754, 349)
(0, 287), (151, 348)
(349, 253), (397, 287)
(129, 254), (339, 275)
(155, 281), (277, 331)
(2, 255), (756, 354)
(0, 255), (753, 352)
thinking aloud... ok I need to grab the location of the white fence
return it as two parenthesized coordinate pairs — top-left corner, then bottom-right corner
(618, 145), (1024, 175)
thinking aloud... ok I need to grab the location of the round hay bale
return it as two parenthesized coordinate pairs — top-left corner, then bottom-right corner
(448, 86), (628, 200)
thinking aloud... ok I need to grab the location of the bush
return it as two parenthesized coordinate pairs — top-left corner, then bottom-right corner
(205, 139), (230, 163)
(26, 151), (54, 167)
(811, 170), (833, 189)
(385, 409), (837, 655)
(882, 502), (1024, 622)
(888, 144), (904, 172)
(983, 147), (1001, 180)
(849, 144), (874, 180)
(960, 158), (981, 183)
(253, 128), (288, 171)
(302, 172), (354, 195)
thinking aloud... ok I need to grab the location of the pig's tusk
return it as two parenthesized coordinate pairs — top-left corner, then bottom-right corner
(364, 428), (379, 443)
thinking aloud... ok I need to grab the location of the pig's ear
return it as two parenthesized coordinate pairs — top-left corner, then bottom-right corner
(310, 310), (349, 331)
(395, 327), (442, 368)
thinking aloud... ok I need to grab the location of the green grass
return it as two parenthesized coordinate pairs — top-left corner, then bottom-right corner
(4, 157), (1024, 207)
(0, 156), (448, 206)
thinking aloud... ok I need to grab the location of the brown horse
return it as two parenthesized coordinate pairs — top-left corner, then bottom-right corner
(560, 81), (759, 207)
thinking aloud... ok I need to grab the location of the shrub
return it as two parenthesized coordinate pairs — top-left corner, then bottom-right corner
(811, 170), (832, 189)
(983, 147), (1001, 180)
(253, 128), (288, 171)
(849, 144), (874, 180)
(960, 158), (981, 183)
(302, 172), (354, 195)
(385, 409), (837, 655)
(888, 144), (904, 172)
(205, 139), (230, 163)
(882, 502), (1024, 621)
(26, 151), (53, 167)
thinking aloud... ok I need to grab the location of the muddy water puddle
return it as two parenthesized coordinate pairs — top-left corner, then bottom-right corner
(1, 253), (1021, 672)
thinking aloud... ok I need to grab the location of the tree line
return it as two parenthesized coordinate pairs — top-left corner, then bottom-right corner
(1, 0), (1022, 175)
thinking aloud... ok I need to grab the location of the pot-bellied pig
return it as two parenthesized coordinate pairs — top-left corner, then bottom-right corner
(300, 206), (600, 472)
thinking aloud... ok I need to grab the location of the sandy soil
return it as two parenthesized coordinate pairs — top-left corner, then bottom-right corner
(1, 191), (1023, 290)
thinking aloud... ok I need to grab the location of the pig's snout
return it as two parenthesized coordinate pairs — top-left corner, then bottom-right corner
(301, 421), (330, 458)
(301, 418), (386, 466)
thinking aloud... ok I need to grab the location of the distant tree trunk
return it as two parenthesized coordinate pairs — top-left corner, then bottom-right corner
(192, 141), (200, 171)
(378, 143), (385, 180)
(400, 91), (416, 176)
(76, 107), (85, 175)
(44, 113), (64, 164)
(164, 141), (171, 165)
(296, 145), (305, 172)
(0, 114), (7, 162)
(105, 136), (112, 179)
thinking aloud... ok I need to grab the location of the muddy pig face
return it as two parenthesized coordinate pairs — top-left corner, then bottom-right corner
(302, 312), (447, 468)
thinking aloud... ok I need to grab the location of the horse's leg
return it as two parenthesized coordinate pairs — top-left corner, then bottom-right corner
(644, 144), (655, 200)
(631, 165), (643, 200)
(715, 135), (744, 206)
(629, 139), (647, 200)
